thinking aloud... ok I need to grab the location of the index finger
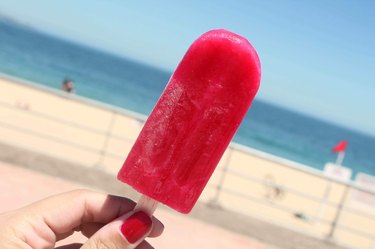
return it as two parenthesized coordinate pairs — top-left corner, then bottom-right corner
(28, 189), (136, 235)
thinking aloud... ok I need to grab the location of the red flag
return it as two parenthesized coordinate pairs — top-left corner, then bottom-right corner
(332, 140), (348, 153)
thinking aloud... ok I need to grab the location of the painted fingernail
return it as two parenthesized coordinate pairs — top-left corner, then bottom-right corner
(121, 211), (152, 244)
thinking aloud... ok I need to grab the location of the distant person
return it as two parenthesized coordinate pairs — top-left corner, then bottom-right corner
(62, 78), (75, 93)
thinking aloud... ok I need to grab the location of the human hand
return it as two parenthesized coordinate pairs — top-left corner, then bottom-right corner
(0, 189), (164, 249)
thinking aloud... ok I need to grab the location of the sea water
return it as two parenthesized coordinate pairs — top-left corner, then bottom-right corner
(1, 19), (374, 178)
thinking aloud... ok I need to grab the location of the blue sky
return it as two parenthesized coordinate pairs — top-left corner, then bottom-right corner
(0, 0), (374, 135)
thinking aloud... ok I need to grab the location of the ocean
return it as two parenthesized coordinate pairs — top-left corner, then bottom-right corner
(1, 19), (374, 178)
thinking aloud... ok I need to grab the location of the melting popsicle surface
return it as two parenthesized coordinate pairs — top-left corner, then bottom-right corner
(118, 29), (261, 213)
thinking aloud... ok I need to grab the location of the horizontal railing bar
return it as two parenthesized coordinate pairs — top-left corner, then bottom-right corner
(108, 133), (137, 143)
(229, 143), (331, 180)
(336, 223), (375, 240)
(227, 167), (336, 205)
(229, 143), (375, 196)
(340, 205), (375, 221)
(213, 170), (375, 221)
(220, 186), (301, 214)
(0, 122), (102, 154)
(207, 184), (332, 225)
(0, 101), (109, 136)
(206, 183), (334, 226)
(219, 166), (375, 221)
(1, 101), (137, 144)
(104, 151), (126, 160)
(0, 119), (128, 161)
(212, 169), (375, 226)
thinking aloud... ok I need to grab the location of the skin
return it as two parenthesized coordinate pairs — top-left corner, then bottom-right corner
(0, 189), (164, 249)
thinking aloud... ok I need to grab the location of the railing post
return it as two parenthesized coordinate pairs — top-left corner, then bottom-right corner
(208, 146), (233, 208)
(327, 184), (350, 240)
(95, 110), (117, 168)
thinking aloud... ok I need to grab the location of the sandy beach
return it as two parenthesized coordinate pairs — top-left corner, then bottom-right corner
(1, 75), (374, 249)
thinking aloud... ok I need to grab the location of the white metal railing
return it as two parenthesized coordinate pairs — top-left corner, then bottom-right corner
(1, 78), (375, 249)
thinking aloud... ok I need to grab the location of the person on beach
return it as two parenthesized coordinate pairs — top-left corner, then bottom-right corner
(62, 78), (75, 93)
(0, 190), (164, 249)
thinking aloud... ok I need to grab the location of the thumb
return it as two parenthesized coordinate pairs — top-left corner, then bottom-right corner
(81, 211), (153, 249)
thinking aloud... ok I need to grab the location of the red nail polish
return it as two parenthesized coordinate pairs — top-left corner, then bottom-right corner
(121, 211), (152, 244)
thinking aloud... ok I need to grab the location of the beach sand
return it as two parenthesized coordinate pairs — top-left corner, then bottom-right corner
(1, 76), (374, 248)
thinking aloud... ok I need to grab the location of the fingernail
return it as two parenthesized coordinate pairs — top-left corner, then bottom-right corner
(121, 211), (152, 244)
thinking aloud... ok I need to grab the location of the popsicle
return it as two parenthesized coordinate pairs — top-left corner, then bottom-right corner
(118, 29), (261, 214)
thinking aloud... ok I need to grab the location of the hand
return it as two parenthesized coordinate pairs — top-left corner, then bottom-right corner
(0, 189), (164, 249)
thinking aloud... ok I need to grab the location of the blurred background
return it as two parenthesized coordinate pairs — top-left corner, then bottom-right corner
(0, 1), (374, 248)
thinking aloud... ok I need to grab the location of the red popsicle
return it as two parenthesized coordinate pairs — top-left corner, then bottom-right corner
(118, 29), (261, 213)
